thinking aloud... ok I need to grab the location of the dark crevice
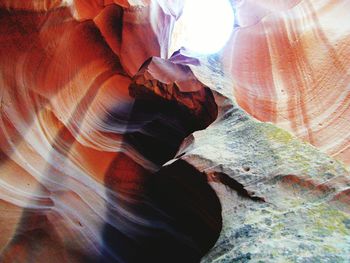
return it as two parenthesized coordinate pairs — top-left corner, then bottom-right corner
(100, 62), (222, 263)
(212, 172), (265, 202)
(101, 160), (222, 263)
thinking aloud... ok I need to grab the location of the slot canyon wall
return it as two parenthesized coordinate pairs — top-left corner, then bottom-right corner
(0, 0), (349, 262)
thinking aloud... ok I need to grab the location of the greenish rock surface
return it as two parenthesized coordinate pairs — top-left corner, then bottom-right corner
(169, 57), (350, 262)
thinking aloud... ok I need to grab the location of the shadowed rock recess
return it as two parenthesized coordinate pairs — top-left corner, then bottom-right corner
(1, 1), (350, 262)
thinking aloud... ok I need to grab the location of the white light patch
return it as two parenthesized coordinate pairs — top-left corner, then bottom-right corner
(180, 0), (234, 54)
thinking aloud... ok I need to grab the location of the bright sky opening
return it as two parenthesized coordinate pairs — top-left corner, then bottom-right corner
(180, 0), (235, 54)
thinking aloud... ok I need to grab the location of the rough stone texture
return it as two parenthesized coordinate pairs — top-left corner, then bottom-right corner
(175, 57), (350, 262)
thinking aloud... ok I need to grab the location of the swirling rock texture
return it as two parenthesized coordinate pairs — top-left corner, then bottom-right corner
(223, 0), (350, 168)
(0, 0), (349, 262)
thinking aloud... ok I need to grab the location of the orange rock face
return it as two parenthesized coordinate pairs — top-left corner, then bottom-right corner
(223, 0), (350, 167)
(0, 1), (221, 261)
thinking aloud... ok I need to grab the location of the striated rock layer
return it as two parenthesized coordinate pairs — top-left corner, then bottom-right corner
(0, 0), (350, 262)
(0, 2), (220, 261)
(221, 0), (350, 168)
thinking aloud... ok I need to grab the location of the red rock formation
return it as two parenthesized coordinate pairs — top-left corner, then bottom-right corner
(0, 1), (219, 261)
(222, 0), (350, 167)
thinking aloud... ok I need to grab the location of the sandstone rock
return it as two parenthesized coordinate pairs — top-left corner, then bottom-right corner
(0, 0), (349, 262)
(221, 0), (350, 168)
(174, 57), (350, 262)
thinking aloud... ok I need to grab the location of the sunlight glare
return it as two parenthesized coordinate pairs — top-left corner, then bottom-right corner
(180, 0), (234, 54)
